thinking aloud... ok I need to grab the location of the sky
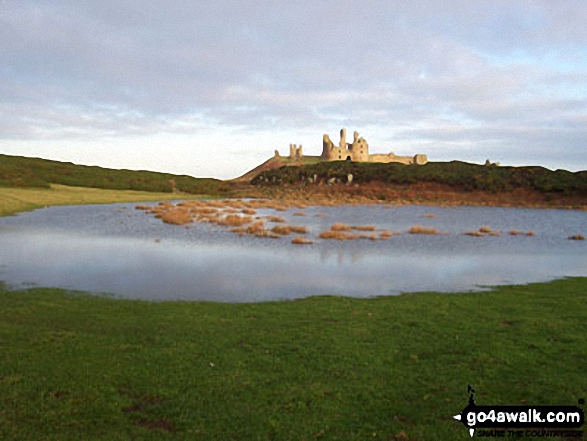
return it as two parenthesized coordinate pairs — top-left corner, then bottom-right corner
(1, 1), (586, 179)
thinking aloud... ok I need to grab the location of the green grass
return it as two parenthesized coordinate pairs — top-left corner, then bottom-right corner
(0, 278), (585, 440)
(0, 154), (231, 195)
(0, 184), (213, 217)
(253, 160), (587, 196)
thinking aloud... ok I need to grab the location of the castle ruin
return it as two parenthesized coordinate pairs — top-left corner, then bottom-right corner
(277, 129), (427, 165)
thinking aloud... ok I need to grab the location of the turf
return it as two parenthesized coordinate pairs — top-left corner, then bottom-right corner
(0, 153), (231, 195)
(0, 278), (585, 440)
(0, 184), (212, 217)
(253, 160), (587, 196)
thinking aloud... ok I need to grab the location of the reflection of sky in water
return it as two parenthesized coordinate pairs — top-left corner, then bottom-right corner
(0, 203), (585, 302)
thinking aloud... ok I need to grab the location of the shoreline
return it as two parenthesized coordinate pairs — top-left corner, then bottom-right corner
(1, 182), (585, 219)
(236, 182), (587, 211)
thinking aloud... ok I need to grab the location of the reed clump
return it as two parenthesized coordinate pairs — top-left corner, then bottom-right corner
(270, 224), (307, 236)
(266, 216), (286, 223)
(568, 234), (585, 240)
(352, 225), (376, 231)
(464, 226), (501, 237)
(291, 236), (314, 245)
(330, 223), (352, 231)
(379, 230), (393, 239)
(407, 225), (439, 235)
(217, 214), (252, 227)
(423, 213), (436, 218)
(161, 209), (193, 225)
(318, 230), (361, 240)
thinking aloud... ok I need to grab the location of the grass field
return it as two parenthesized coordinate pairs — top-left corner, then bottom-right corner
(253, 160), (587, 196)
(0, 184), (212, 217)
(0, 278), (585, 440)
(0, 153), (231, 195)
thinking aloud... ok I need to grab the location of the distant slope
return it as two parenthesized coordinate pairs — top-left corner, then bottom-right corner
(232, 155), (322, 182)
(251, 160), (587, 196)
(0, 154), (231, 195)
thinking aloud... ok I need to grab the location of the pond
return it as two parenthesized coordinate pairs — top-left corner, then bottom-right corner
(0, 201), (585, 302)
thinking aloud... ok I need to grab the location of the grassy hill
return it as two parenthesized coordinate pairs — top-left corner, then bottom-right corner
(0, 154), (231, 195)
(251, 160), (587, 197)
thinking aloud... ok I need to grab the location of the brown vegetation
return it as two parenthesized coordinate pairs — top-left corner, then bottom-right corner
(291, 236), (314, 245)
(352, 225), (376, 231)
(407, 225), (440, 235)
(318, 230), (361, 240)
(270, 225), (308, 236)
(330, 222), (352, 231)
(161, 209), (192, 225)
(266, 216), (286, 223)
(216, 214), (252, 227)
(568, 234), (585, 240)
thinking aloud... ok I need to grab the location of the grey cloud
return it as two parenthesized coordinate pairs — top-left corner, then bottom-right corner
(0, 0), (586, 171)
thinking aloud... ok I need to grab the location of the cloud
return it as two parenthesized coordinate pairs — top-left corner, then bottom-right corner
(0, 0), (586, 176)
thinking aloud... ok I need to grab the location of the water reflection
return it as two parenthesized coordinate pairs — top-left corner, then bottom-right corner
(0, 203), (585, 302)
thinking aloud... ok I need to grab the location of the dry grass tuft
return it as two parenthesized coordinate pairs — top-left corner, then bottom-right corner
(407, 225), (439, 235)
(291, 236), (314, 245)
(479, 226), (492, 233)
(464, 230), (484, 237)
(314, 213), (328, 217)
(330, 222), (352, 231)
(526, 231), (535, 236)
(379, 230), (393, 239)
(423, 213), (436, 218)
(568, 234), (585, 240)
(161, 209), (193, 225)
(242, 208), (256, 215)
(509, 230), (520, 236)
(197, 208), (218, 215)
(270, 225), (291, 235)
(293, 212), (306, 216)
(266, 216), (286, 223)
(289, 225), (308, 234)
(135, 205), (151, 210)
(352, 225), (376, 231)
(206, 200), (227, 208)
(318, 230), (361, 240)
(217, 214), (252, 227)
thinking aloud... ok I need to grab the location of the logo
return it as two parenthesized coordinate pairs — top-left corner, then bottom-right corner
(453, 385), (585, 438)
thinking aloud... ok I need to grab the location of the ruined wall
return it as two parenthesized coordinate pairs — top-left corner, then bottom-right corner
(368, 153), (428, 165)
(321, 128), (427, 165)
(321, 129), (369, 161)
(288, 144), (303, 159)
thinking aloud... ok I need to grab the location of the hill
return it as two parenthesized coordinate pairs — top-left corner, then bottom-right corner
(251, 160), (587, 196)
(231, 155), (322, 182)
(0, 154), (231, 195)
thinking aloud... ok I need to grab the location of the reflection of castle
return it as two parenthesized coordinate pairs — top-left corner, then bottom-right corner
(279, 128), (427, 165)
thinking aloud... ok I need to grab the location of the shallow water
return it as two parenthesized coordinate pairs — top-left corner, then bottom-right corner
(0, 202), (585, 302)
